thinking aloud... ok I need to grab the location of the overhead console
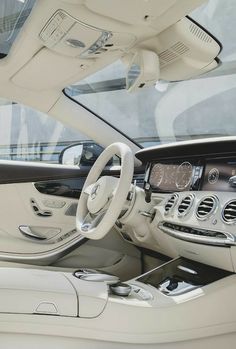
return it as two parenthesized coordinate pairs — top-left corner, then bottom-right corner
(135, 138), (236, 271)
(11, 0), (221, 91)
(39, 10), (136, 58)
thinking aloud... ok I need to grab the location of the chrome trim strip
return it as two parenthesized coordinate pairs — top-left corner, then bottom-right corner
(158, 222), (236, 247)
(177, 265), (198, 274)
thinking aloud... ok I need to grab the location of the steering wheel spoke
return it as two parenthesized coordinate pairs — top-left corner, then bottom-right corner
(81, 209), (108, 232)
(83, 183), (95, 195)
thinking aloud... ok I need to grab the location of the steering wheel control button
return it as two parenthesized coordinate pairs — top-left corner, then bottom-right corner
(110, 282), (132, 297)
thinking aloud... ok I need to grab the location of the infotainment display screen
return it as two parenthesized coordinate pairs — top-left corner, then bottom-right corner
(202, 159), (236, 192)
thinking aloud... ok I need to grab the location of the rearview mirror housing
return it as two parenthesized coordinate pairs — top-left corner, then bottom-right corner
(124, 17), (222, 85)
(126, 50), (160, 92)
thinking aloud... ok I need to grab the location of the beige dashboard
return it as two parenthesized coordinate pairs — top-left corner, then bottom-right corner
(118, 137), (236, 272)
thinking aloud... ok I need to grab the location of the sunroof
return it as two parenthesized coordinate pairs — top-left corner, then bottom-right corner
(0, 0), (36, 58)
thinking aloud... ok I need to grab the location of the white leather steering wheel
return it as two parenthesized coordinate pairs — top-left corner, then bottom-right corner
(76, 142), (134, 240)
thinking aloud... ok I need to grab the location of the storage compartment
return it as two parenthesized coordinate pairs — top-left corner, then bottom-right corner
(137, 257), (233, 296)
(0, 268), (77, 316)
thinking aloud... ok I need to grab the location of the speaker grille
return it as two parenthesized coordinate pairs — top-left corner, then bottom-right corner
(189, 23), (213, 43)
(159, 41), (189, 67)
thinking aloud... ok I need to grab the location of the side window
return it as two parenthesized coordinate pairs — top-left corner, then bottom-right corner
(0, 99), (104, 166)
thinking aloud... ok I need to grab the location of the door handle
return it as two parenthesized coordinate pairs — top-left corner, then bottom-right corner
(19, 225), (61, 241)
(19, 225), (47, 240)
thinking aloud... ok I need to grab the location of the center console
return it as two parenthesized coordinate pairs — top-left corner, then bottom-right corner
(0, 258), (231, 319)
(0, 258), (235, 346)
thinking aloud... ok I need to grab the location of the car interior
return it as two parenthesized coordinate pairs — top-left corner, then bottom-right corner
(0, 0), (236, 348)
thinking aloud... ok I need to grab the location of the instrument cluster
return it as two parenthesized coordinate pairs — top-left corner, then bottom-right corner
(148, 161), (203, 192)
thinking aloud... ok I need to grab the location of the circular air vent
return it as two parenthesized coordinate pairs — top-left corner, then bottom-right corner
(164, 194), (178, 215)
(196, 196), (218, 220)
(178, 194), (195, 217)
(222, 200), (236, 224)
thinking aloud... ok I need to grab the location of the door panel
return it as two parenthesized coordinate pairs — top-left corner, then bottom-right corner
(0, 160), (143, 279)
(0, 160), (89, 262)
(0, 181), (80, 254)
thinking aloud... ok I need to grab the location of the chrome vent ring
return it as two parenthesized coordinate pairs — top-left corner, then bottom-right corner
(196, 196), (218, 220)
(178, 194), (195, 217)
(164, 194), (178, 215)
(222, 200), (236, 224)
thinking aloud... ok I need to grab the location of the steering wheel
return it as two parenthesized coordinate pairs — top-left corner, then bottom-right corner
(76, 142), (134, 240)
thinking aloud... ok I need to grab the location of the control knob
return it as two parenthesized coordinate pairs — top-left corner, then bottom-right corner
(110, 282), (132, 297)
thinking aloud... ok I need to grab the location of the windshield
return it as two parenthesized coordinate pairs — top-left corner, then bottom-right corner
(65, 0), (236, 148)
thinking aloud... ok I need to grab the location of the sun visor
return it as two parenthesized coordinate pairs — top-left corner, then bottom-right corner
(10, 48), (95, 91)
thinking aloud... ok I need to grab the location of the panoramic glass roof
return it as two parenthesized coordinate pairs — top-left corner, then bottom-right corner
(0, 0), (36, 58)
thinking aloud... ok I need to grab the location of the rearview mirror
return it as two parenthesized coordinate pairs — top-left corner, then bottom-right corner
(125, 50), (160, 92)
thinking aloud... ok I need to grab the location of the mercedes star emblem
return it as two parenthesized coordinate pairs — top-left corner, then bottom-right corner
(91, 184), (100, 199)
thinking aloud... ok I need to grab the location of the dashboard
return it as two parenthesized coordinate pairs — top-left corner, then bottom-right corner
(126, 138), (236, 272)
